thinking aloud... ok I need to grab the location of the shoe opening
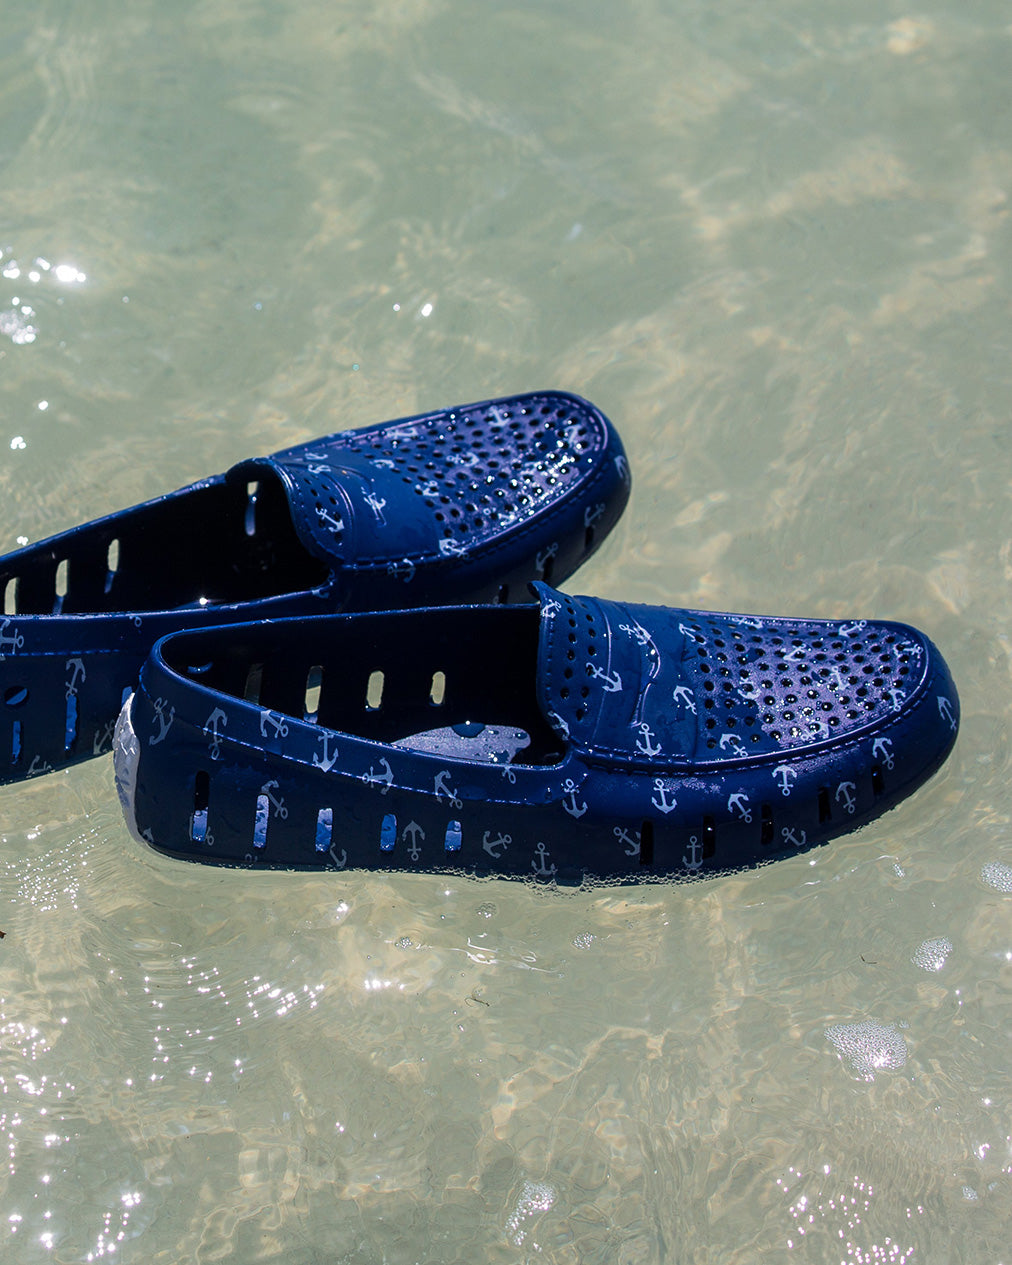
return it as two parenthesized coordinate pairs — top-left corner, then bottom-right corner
(162, 604), (567, 767)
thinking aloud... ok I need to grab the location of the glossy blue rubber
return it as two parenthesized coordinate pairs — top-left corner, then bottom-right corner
(0, 392), (629, 781)
(116, 584), (959, 881)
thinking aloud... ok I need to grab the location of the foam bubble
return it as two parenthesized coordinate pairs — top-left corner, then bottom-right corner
(825, 1020), (908, 1080)
(505, 1179), (556, 1247)
(911, 936), (953, 972)
(981, 861), (1012, 893)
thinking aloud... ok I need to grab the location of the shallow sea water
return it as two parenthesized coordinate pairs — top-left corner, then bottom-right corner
(0, 1), (1010, 1261)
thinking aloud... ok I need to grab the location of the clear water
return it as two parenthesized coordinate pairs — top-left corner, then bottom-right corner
(0, 2), (1009, 1260)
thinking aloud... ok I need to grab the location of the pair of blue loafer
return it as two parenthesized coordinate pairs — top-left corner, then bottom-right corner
(0, 391), (958, 880)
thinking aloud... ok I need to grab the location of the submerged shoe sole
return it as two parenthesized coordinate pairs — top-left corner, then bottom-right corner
(0, 392), (629, 781)
(116, 585), (959, 881)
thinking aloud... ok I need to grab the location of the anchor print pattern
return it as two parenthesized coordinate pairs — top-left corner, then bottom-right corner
(403, 821), (425, 861)
(613, 825), (640, 857)
(0, 619), (23, 660)
(260, 780), (288, 819)
(313, 732), (339, 772)
(259, 710), (289, 740)
(148, 698), (175, 746)
(203, 708), (227, 760)
(531, 842), (556, 878)
(362, 758), (394, 793)
(482, 830), (510, 859)
(433, 770), (462, 808)
(561, 779), (587, 819)
(651, 779), (677, 814)
(386, 557), (416, 584)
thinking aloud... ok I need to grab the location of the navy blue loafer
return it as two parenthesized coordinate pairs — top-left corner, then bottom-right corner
(115, 584), (959, 881)
(0, 392), (628, 782)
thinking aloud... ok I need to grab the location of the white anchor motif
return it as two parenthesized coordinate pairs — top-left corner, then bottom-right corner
(93, 719), (116, 755)
(328, 845), (348, 869)
(782, 826), (807, 848)
(886, 687), (904, 713)
(839, 620), (867, 637)
(482, 830), (510, 859)
(727, 791), (752, 822)
(589, 665), (623, 693)
(416, 479), (440, 498)
(561, 778), (588, 818)
(547, 710), (570, 738)
(531, 842), (556, 877)
(937, 695), (957, 731)
(672, 685), (696, 714)
(65, 657), (86, 697)
(387, 557), (416, 584)
(361, 757), (394, 793)
(634, 721), (661, 757)
(719, 732), (742, 752)
(372, 457), (395, 469)
(438, 538), (468, 558)
(583, 501), (606, 528)
(772, 764), (797, 796)
(315, 506), (345, 534)
(259, 709), (289, 740)
(781, 646), (806, 663)
(836, 781), (857, 814)
(540, 596), (562, 620)
(203, 707), (228, 760)
(0, 618), (23, 659)
(384, 423), (420, 442)
(619, 621), (652, 646)
(651, 778), (677, 814)
(615, 454), (630, 482)
(871, 736), (895, 770)
(313, 732), (339, 772)
(148, 698), (176, 746)
(434, 769), (462, 808)
(27, 755), (54, 778)
(683, 836), (703, 870)
(260, 780), (288, 819)
(536, 542), (559, 574)
(305, 461), (332, 474)
(403, 821), (425, 861)
(728, 614), (764, 629)
(613, 825), (640, 857)
(364, 491), (387, 524)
